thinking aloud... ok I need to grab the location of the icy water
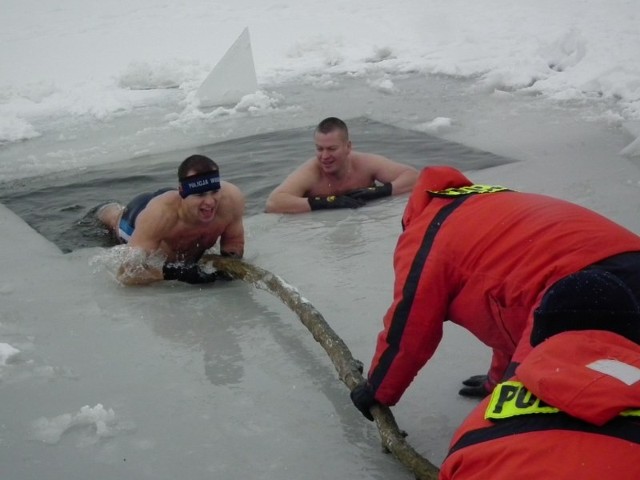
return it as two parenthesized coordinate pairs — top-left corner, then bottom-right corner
(1, 71), (637, 480)
(0, 116), (513, 253)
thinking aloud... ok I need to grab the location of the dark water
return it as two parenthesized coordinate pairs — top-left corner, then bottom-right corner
(0, 117), (514, 253)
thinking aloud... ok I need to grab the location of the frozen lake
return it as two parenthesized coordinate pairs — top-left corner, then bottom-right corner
(1, 70), (640, 479)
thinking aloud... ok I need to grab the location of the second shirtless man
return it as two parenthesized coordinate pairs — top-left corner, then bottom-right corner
(265, 117), (418, 214)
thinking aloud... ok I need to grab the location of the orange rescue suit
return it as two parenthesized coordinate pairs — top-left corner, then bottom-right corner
(368, 166), (640, 405)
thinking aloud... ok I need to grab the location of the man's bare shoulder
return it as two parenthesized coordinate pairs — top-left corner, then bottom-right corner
(221, 180), (243, 198)
(288, 158), (321, 177)
(220, 181), (245, 215)
(351, 150), (417, 173)
(272, 158), (321, 193)
(350, 150), (392, 164)
(136, 191), (180, 227)
(350, 150), (388, 159)
(126, 191), (181, 251)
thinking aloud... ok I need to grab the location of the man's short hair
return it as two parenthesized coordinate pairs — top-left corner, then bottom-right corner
(315, 117), (349, 141)
(178, 155), (219, 181)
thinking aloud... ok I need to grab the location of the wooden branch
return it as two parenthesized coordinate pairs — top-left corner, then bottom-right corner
(202, 254), (440, 480)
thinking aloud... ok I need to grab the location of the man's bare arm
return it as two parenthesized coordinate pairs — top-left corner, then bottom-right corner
(265, 161), (317, 214)
(117, 248), (166, 285)
(220, 187), (246, 256)
(388, 167), (419, 195)
(116, 204), (172, 285)
(368, 154), (418, 195)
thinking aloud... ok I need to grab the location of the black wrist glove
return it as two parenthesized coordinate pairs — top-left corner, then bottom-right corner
(346, 183), (392, 201)
(308, 195), (366, 210)
(458, 374), (491, 398)
(350, 382), (377, 421)
(162, 262), (218, 284)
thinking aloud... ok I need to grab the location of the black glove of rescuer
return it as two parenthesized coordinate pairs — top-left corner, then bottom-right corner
(162, 262), (219, 284)
(346, 183), (392, 201)
(350, 382), (377, 421)
(458, 374), (491, 398)
(308, 195), (366, 210)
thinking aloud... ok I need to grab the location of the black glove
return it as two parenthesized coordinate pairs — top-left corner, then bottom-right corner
(308, 195), (366, 210)
(458, 374), (491, 398)
(350, 382), (377, 421)
(346, 183), (392, 201)
(461, 374), (488, 387)
(162, 262), (219, 284)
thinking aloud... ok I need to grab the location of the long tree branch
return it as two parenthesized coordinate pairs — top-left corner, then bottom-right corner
(202, 254), (440, 480)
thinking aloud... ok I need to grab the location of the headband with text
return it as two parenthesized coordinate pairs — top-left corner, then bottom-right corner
(179, 171), (221, 198)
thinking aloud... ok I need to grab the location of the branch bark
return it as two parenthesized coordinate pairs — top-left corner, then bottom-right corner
(201, 254), (440, 480)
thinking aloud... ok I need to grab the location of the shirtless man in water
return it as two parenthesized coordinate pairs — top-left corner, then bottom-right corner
(265, 117), (418, 214)
(97, 154), (245, 286)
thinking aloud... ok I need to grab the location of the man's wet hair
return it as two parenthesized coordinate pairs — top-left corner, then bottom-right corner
(178, 155), (219, 181)
(315, 117), (349, 141)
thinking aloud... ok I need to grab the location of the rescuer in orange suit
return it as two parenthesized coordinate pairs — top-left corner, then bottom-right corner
(439, 269), (640, 480)
(350, 165), (640, 418)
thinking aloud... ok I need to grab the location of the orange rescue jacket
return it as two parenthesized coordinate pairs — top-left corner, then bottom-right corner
(368, 166), (640, 405)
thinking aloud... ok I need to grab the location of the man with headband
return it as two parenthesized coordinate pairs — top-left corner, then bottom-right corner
(265, 117), (418, 214)
(96, 154), (245, 286)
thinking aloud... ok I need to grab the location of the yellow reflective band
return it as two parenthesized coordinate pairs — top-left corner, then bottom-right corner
(485, 381), (559, 420)
(428, 184), (512, 197)
(485, 381), (640, 420)
(620, 409), (640, 417)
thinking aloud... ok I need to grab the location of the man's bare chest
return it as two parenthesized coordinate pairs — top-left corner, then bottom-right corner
(163, 224), (222, 257)
(312, 173), (375, 196)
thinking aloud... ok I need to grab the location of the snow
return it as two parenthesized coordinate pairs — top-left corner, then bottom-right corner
(0, 342), (20, 365)
(1, 1), (639, 147)
(32, 404), (122, 445)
